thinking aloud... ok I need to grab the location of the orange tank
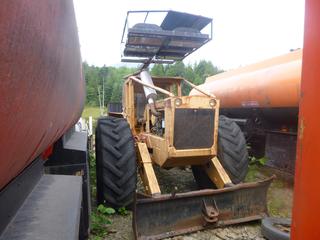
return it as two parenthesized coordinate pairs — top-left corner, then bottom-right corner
(190, 49), (302, 109)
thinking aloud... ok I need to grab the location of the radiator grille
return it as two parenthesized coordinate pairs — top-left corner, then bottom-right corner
(174, 108), (214, 149)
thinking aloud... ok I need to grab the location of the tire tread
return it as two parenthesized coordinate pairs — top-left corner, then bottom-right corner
(192, 115), (249, 188)
(95, 116), (137, 207)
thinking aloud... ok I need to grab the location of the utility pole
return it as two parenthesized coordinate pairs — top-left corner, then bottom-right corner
(102, 76), (105, 113)
(97, 85), (103, 116)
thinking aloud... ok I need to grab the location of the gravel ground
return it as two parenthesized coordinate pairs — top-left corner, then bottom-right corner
(106, 212), (264, 240)
(103, 166), (293, 240)
(169, 224), (265, 240)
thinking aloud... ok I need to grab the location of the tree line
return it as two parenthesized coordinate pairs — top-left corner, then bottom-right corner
(83, 60), (222, 107)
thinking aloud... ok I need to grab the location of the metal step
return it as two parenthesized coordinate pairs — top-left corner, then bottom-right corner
(0, 174), (82, 240)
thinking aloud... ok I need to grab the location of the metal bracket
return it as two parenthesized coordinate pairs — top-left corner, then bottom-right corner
(202, 199), (219, 225)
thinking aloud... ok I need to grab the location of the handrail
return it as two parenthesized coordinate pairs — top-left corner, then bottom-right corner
(183, 78), (216, 98)
(129, 76), (175, 97)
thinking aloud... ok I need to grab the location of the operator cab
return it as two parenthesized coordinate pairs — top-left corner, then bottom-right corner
(130, 76), (184, 135)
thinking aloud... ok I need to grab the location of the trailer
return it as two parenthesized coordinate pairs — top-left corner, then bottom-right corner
(190, 49), (302, 173)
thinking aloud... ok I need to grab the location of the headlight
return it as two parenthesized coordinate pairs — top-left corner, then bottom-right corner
(209, 99), (217, 107)
(174, 98), (182, 107)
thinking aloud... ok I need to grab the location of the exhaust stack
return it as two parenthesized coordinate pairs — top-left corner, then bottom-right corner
(140, 70), (160, 116)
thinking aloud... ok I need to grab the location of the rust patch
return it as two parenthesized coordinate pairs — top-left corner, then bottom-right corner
(298, 118), (305, 140)
(134, 177), (274, 239)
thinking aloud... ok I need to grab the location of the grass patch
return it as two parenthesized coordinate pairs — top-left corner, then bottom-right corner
(82, 106), (106, 130)
(89, 153), (97, 201)
(88, 151), (129, 239)
(245, 159), (293, 218)
(90, 209), (112, 240)
(245, 164), (260, 182)
(89, 152), (114, 239)
(82, 106), (104, 120)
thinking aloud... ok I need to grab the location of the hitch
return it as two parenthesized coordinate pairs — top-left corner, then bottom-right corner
(202, 199), (219, 225)
(133, 176), (274, 240)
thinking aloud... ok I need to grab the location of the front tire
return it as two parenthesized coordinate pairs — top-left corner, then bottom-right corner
(95, 116), (137, 207)
(192, 115), (249, 188)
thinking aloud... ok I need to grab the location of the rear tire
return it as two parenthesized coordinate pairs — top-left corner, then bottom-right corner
(192, 115), (249, 188)
(95, 116), (137, 207)
(261, 217), (291, 240)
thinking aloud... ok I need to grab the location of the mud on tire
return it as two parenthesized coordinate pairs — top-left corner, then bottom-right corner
(95, 116), (137, 207)
(192, 115), (249, 188)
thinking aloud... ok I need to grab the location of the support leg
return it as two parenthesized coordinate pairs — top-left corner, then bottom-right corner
(137, 142), (161, 196)
(204, 157), (232, 188)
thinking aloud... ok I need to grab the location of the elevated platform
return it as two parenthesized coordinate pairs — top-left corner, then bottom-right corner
(121, 10), (212, 64)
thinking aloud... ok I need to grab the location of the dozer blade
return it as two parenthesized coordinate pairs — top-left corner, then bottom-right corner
(133, 176), (274, 240)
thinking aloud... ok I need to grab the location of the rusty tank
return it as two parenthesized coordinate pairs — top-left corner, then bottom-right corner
(0, 0), (85, 190)
(190, 50), (302, 173)
(190, 49), (302, 109)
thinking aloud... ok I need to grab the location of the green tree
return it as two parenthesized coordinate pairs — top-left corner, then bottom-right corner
(83, 63), (135, 106)
(166, 62), (185, 77)
(150, 64), (166, 76)
(83, 60), (222, 107)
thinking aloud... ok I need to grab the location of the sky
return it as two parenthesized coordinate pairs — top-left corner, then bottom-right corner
(73, 0), (305, 71)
